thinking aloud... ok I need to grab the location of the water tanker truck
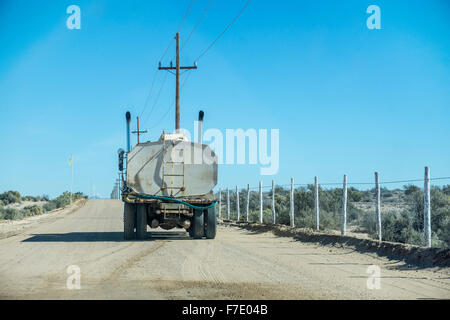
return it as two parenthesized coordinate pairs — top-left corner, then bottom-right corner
(118, 111), (218, 240)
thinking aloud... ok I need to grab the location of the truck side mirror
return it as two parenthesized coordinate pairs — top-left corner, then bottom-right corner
(118, 149), (125, 172)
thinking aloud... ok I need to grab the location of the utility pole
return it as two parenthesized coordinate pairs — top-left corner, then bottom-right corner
(272, 180), (275, 224)
(69, 155), (73, 204)
(424, 166), (431, 247)
(314, 176), (319, 231)
(375, 172), (382, 242)
(236, 186), (240, 221)
(218, 189), (222, 219)
(246, 184), (250, 222)
(132, 116), (147, 144)
(158, 32), (197, 132)
(342, 175), (348, 236)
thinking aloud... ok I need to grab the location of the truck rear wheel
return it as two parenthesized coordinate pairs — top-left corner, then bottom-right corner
(204, 207), (216, 239)
(136, 204), (147, 240)
(124, 203), (136, 240)
(188, 225), (194, 237)
(192, 209), (204, 239)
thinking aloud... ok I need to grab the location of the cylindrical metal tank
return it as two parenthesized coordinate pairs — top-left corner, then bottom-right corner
(126, 132), (218, 199)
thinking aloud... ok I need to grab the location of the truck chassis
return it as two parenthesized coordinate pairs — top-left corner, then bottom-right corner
(123, 194), (216, 240)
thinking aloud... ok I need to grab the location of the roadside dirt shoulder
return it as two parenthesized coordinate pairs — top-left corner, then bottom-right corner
(0, 199), (87, 239)
(221, 220), (450, 268)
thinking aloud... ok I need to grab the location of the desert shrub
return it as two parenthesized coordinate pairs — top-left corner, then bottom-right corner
(348, 204), (364, 222)
(348, 188), (363, 202)
(0, 191), (21, 205)
(43, 201), (57, 212)
(436, 215), (450, 248)
(0, 208), (23, 220)
(42, 191), (86, 213)
(23, 205), (43, 217)
(217, 184), (450, 247)
(0, 191), (86, 221)
(442, 185), (450, 196)
(379, 211), (421, 245)
(404, 185), (420, 196)
(22, 195), (45, 202)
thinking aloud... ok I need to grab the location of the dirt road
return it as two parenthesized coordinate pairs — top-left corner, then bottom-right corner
(0, 200), (448, 299)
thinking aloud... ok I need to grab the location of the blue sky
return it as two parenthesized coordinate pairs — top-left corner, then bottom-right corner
(0, 0), (449, 198)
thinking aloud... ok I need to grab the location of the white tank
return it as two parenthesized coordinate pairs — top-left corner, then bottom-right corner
(126, 132), (218, 198)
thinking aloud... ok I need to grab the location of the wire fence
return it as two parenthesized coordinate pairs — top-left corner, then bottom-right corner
(216, 167), (450, 249)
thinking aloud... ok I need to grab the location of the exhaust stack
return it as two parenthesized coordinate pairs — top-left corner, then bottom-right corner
(126, 111), (131, 152)
(198, 110), (204, 144)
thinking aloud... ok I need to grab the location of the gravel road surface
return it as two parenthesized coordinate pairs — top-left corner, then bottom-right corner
(0, 200), (448, 299)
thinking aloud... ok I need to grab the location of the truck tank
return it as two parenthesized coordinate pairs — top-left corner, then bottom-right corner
(120, 112), (218, 241)
(126, 131), (218, 199)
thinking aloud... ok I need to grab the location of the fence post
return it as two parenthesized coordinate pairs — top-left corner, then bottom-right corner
(290, 178), (294, 227)
(341, 175), (347, 235)
(259, 181), (263, 223)
(375, 172), (382, 241)
(236, 186), (240, 222)
(272, 180), (276, 224)
(314, 176), (319, 231)
(424, 166), (431, 247)
(246, 184), (250, 222)
(227, 188), (230, 220)
(218, 188), (222, 218)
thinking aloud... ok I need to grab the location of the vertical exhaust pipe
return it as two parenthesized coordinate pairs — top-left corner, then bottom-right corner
(126, 111), (131, 152)
(198, 110), (204, 144)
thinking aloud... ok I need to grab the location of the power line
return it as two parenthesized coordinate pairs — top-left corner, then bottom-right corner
(143, 71), (169, 125)
(139, 68), (159, 118)
(140, 0), (197, 120)
(181, 0), (215, 52)
(195, 0), (251, 62)
(143, 0), (242, 130)
(147, 69), (194, 131)
(158, 33), (198, 131)
(176, 0), (197, 34)
(162, 0), (197, 63)
(431, 176), (450, 181)
(229, 176), (450, 191)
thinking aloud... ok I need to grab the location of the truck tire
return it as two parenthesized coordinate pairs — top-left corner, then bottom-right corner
(192, 209), (204, 239)
(136, 204), (147, 240)
(204, 207), (217, 239)
(124, 203), (136, 240)
(188, 225), (194, 238)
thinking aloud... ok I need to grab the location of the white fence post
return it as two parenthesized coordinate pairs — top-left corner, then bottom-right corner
(246, 184), (250, 222)
(227, 188), (230, 220)
(218, 188), (222, 218)
(259, 181), (263, 223)
(272, 180), (276, 224)
(341, 175), (347, 236)
(375, 172), (382, 241)
(290, 178), (294, 227)
(314, 176), (319, 231)
(236, 186), (240, 222)
(424, 166), (431, 247)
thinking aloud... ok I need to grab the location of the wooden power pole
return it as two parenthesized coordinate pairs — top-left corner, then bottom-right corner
(132, 116), (147, 144)
(158, 33), (197, 132)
